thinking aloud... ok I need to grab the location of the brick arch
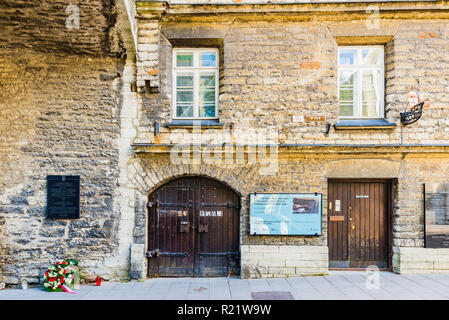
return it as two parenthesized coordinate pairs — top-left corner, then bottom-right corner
(146, 173), (244, 198)
(129, 157), (259, 197)
(129, 157), (261, 263)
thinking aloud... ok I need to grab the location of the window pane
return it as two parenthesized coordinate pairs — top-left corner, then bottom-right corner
(176, 53), (193, 67)
(200, 103), (215, 117)
(201, 52), (216, 67)
(361, 69), (380, 117)
(199, 72), (216, 118)
(177, 90), (193, 102)
(361, 48), (381, 65)
(339, 49), (357, 65)
(200, 88), (215, 102)
(200, 74), (215, 87)
(176, 73), (194, 117)
(176, 75), (193, 87)
(176, 104), (193, 117)
(339, 70), (356, 117)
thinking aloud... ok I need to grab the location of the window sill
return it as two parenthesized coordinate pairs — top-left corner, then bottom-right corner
(334, 119), (396, 130)
(164, 120), (225, 129)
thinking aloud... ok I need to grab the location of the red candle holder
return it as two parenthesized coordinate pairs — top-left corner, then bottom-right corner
(96, 276), (101, 286)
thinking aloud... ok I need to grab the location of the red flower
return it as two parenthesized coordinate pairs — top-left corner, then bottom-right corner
(55, 262), (60, 265)
(63, 271), (67, 275)
(60, 279), (65, 284)
(62, 261), (67, 265)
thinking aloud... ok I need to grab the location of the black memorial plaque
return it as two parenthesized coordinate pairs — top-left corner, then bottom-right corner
(425, 183), (449, 248)
(47, 175), (80, 219)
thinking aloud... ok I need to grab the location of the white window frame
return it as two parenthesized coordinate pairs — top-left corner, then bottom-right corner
(337, 46), (385, 119)
(172, 48), (219, 120)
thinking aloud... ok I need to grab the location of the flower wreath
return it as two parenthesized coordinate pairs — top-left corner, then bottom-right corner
(43, 259), (79, 292)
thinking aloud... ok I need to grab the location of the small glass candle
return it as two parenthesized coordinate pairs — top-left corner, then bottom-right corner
(20, 279), (27, 290)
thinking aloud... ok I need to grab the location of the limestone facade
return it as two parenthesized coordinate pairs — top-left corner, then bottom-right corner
(1, 0), (449, 286)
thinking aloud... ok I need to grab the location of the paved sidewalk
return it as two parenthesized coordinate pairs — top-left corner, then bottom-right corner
(1, 271), (449, 300)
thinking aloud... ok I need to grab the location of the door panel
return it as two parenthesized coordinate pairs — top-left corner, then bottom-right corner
(148, 177), (240, 277)
(328, 180), (390, 269)
(148, 184), (195, 277)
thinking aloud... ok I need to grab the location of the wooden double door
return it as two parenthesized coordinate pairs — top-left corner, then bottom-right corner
(328, 180), (391, 269)
(147, 177), (240, 277)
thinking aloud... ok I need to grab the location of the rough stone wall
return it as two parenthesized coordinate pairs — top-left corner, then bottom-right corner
(134, 18), (449, 145)
(0, 48), (127, 285)
(0, 0), (125, 57)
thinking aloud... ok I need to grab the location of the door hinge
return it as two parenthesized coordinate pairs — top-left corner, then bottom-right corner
(147, 200), (159, 208)
(146, 249), (190, 258)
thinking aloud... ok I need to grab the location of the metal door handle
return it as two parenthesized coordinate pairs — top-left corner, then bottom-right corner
(351, 225), (355, 230)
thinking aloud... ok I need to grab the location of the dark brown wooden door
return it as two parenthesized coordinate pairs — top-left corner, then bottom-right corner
(328, 180), (390, 269)
(148, 177), (240, 277)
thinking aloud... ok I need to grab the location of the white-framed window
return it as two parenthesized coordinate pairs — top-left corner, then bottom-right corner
(338, 46), (385, 118)
(172, 48), (219, 119)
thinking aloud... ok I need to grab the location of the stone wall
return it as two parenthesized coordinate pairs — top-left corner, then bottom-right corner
(393, 247), (449, 273)
(128, 150), (449, 277)
(241, 245), (328, 278)
(2, 1), (449, 284)
(0, 48), (128, 285)
(134, 16), (449, 146)
(0, 0), (125, 57)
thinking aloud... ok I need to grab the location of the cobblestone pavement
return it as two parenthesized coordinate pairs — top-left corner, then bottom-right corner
(1, 272), (449, 300)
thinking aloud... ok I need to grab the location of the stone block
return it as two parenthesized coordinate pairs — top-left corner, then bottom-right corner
(250, 245), (280, 253)
(130, 244), (145, 280)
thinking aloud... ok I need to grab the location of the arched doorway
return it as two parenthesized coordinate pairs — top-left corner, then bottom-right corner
(147, 176), (241, 277)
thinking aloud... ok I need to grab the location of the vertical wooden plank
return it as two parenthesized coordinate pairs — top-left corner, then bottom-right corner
(342, 182), (348, 261)
(190, 179), (195, 275)
(335, 182), (340, 260)
(348, 182), (352, 262)
(327, 182), (332, 260)
(328, 182), (334, 261)
(356, 183), (360, 262)
(364, 183), (369, 262)
(362, 183), (367, 262)
(380, 182), (387, 262)
(329, 184), (332, 260)
(374, 183), (379, 262)
(369, 183), (374, 262)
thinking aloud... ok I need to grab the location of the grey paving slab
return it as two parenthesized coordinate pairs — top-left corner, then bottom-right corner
(266, 278), (292, 291)
(339, 287), (376, 300)
(284, 278), (323, 300)
(1, 273), (449, 300)
(209, 279), (231, 300)
(324, 275), (359, 289)
(228, 279), (252, 300)
(248, 279), (271, 292)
